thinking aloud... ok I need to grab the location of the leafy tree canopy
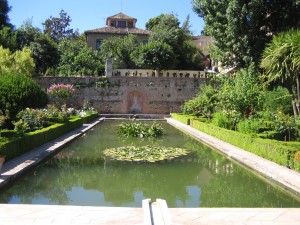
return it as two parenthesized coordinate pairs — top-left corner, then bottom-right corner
(16, 19), (42, 49)
(58, 35), (103, 76)
(193, 0), (300, 68)
(0, 46), (35, 76)
(260, 29), (300, 116)
(146, 13), (203, 70)
(29, 33), (59, 75)
(101, 34), (139, 69)
(43, 9), (79, 42)
(0, 26), (17, 51)
(0, 0), (12, 28)
(132, 41), (175, 73)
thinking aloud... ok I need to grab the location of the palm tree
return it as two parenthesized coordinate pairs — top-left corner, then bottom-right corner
(260, 29), (300, 116)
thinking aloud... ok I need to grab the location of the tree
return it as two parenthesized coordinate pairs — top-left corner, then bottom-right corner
(260, 29), (300, 116)
(0, 46), (35, 76)
(0, 73), (48, 127)
(13, 47), (35, 76)
(0, 0), (12, 28)
(43, 10), (78, 42)
(132, 41), (175, 74)
(16, 19), (42, 49)
(58, 35), (103, 76)
(146, 14), (203, 70)
(0, 26), (17, 51)
(101, 34), (139, 69)
(193, 0), (300, 68)
(30, 33), (59, 75)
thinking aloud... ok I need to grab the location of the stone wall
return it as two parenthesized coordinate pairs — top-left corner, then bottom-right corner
(34, 76), (209, 114)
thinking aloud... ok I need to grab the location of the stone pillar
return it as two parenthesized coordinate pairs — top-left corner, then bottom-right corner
(105, 58), (112, 77)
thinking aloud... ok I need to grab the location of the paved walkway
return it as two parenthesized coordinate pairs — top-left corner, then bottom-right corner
(0, 204), (300, 225)
(0, 117), (299, 224)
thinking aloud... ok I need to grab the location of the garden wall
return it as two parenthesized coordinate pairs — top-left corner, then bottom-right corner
(34, 76), (210, 114)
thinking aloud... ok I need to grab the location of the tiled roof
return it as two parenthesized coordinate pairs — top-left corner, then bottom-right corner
(107, 12), (137, 21)
(85, 27), (150, 35)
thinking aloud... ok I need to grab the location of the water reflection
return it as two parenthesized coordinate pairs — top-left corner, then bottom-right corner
(0, 121), (299, 208)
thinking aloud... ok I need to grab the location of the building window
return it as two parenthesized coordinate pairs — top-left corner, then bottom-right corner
(110, 21), (116, 27)
(96, 39), (103, 50)
(118, 21), (126, 28)
(128, 21), (133, 28)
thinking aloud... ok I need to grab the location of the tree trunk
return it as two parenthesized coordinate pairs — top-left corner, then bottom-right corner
(297, 73), (300, 102)
(292, 73), (300, 118)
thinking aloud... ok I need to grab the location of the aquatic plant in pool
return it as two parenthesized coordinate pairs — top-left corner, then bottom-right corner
(0, 120), (299, 208)
(117, 120), (163, 138)
(104, 145), (189, 162)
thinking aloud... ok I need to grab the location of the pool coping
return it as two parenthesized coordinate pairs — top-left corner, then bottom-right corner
(0, 116), (300, 224)
(166, 118), (300, 199)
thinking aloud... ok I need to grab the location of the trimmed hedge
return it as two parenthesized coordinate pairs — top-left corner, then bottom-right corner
(171, 113), (299, 171)
(0, 113), (98, 161)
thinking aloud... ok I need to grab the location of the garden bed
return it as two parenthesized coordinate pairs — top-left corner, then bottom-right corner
(0, 113), (98, 161)
(171, 113), (300, 171)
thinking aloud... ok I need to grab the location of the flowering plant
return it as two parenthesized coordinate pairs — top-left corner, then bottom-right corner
(47, 84), (75, 107)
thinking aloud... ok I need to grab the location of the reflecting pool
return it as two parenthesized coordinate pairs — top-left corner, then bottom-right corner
(0, 120), (299, 207)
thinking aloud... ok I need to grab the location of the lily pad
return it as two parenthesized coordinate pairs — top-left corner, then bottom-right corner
(103, 145), (189, 163)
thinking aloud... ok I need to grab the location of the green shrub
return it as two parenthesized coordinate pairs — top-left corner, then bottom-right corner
(15, 108), (49, 132)
(171, 114), (298, 169)
(0, 113), (98, 161)
(212, 111), (235, 130)
(170, 113), (195, 125)
(0, 115), (7, 129)
(0, 73), (48, 126)
(257, 131), (285, 140)
(0, 129), (19, 138)
(44, 106), (70, 123)
(190, 119), (296, 167)
(183, 84), (219, 117)
(263, 86), (293, 114)
(237, 119), (260, 134)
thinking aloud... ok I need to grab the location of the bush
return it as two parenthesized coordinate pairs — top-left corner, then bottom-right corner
(212, 111), (235, 130)
(0, 73), (48, 126)
(15, 108), (49, 132)
(47, 83), (76, 107)
(0, 113), (98, 161)
(171, 113), (299, 170)
(263, 86), (293, 114)
(0, 115), (7, 129)
(183, 84), (219, 117)
(237, 119), (260, 134)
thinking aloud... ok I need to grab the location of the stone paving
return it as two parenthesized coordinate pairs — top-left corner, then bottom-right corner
(0, 204), (300, 225)
(0, 117), (300, 224)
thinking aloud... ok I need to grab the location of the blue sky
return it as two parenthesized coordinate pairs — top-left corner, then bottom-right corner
(8, 0), (205, 35)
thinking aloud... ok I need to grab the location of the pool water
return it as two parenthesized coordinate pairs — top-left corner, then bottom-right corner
(0, 120), (299, 207)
